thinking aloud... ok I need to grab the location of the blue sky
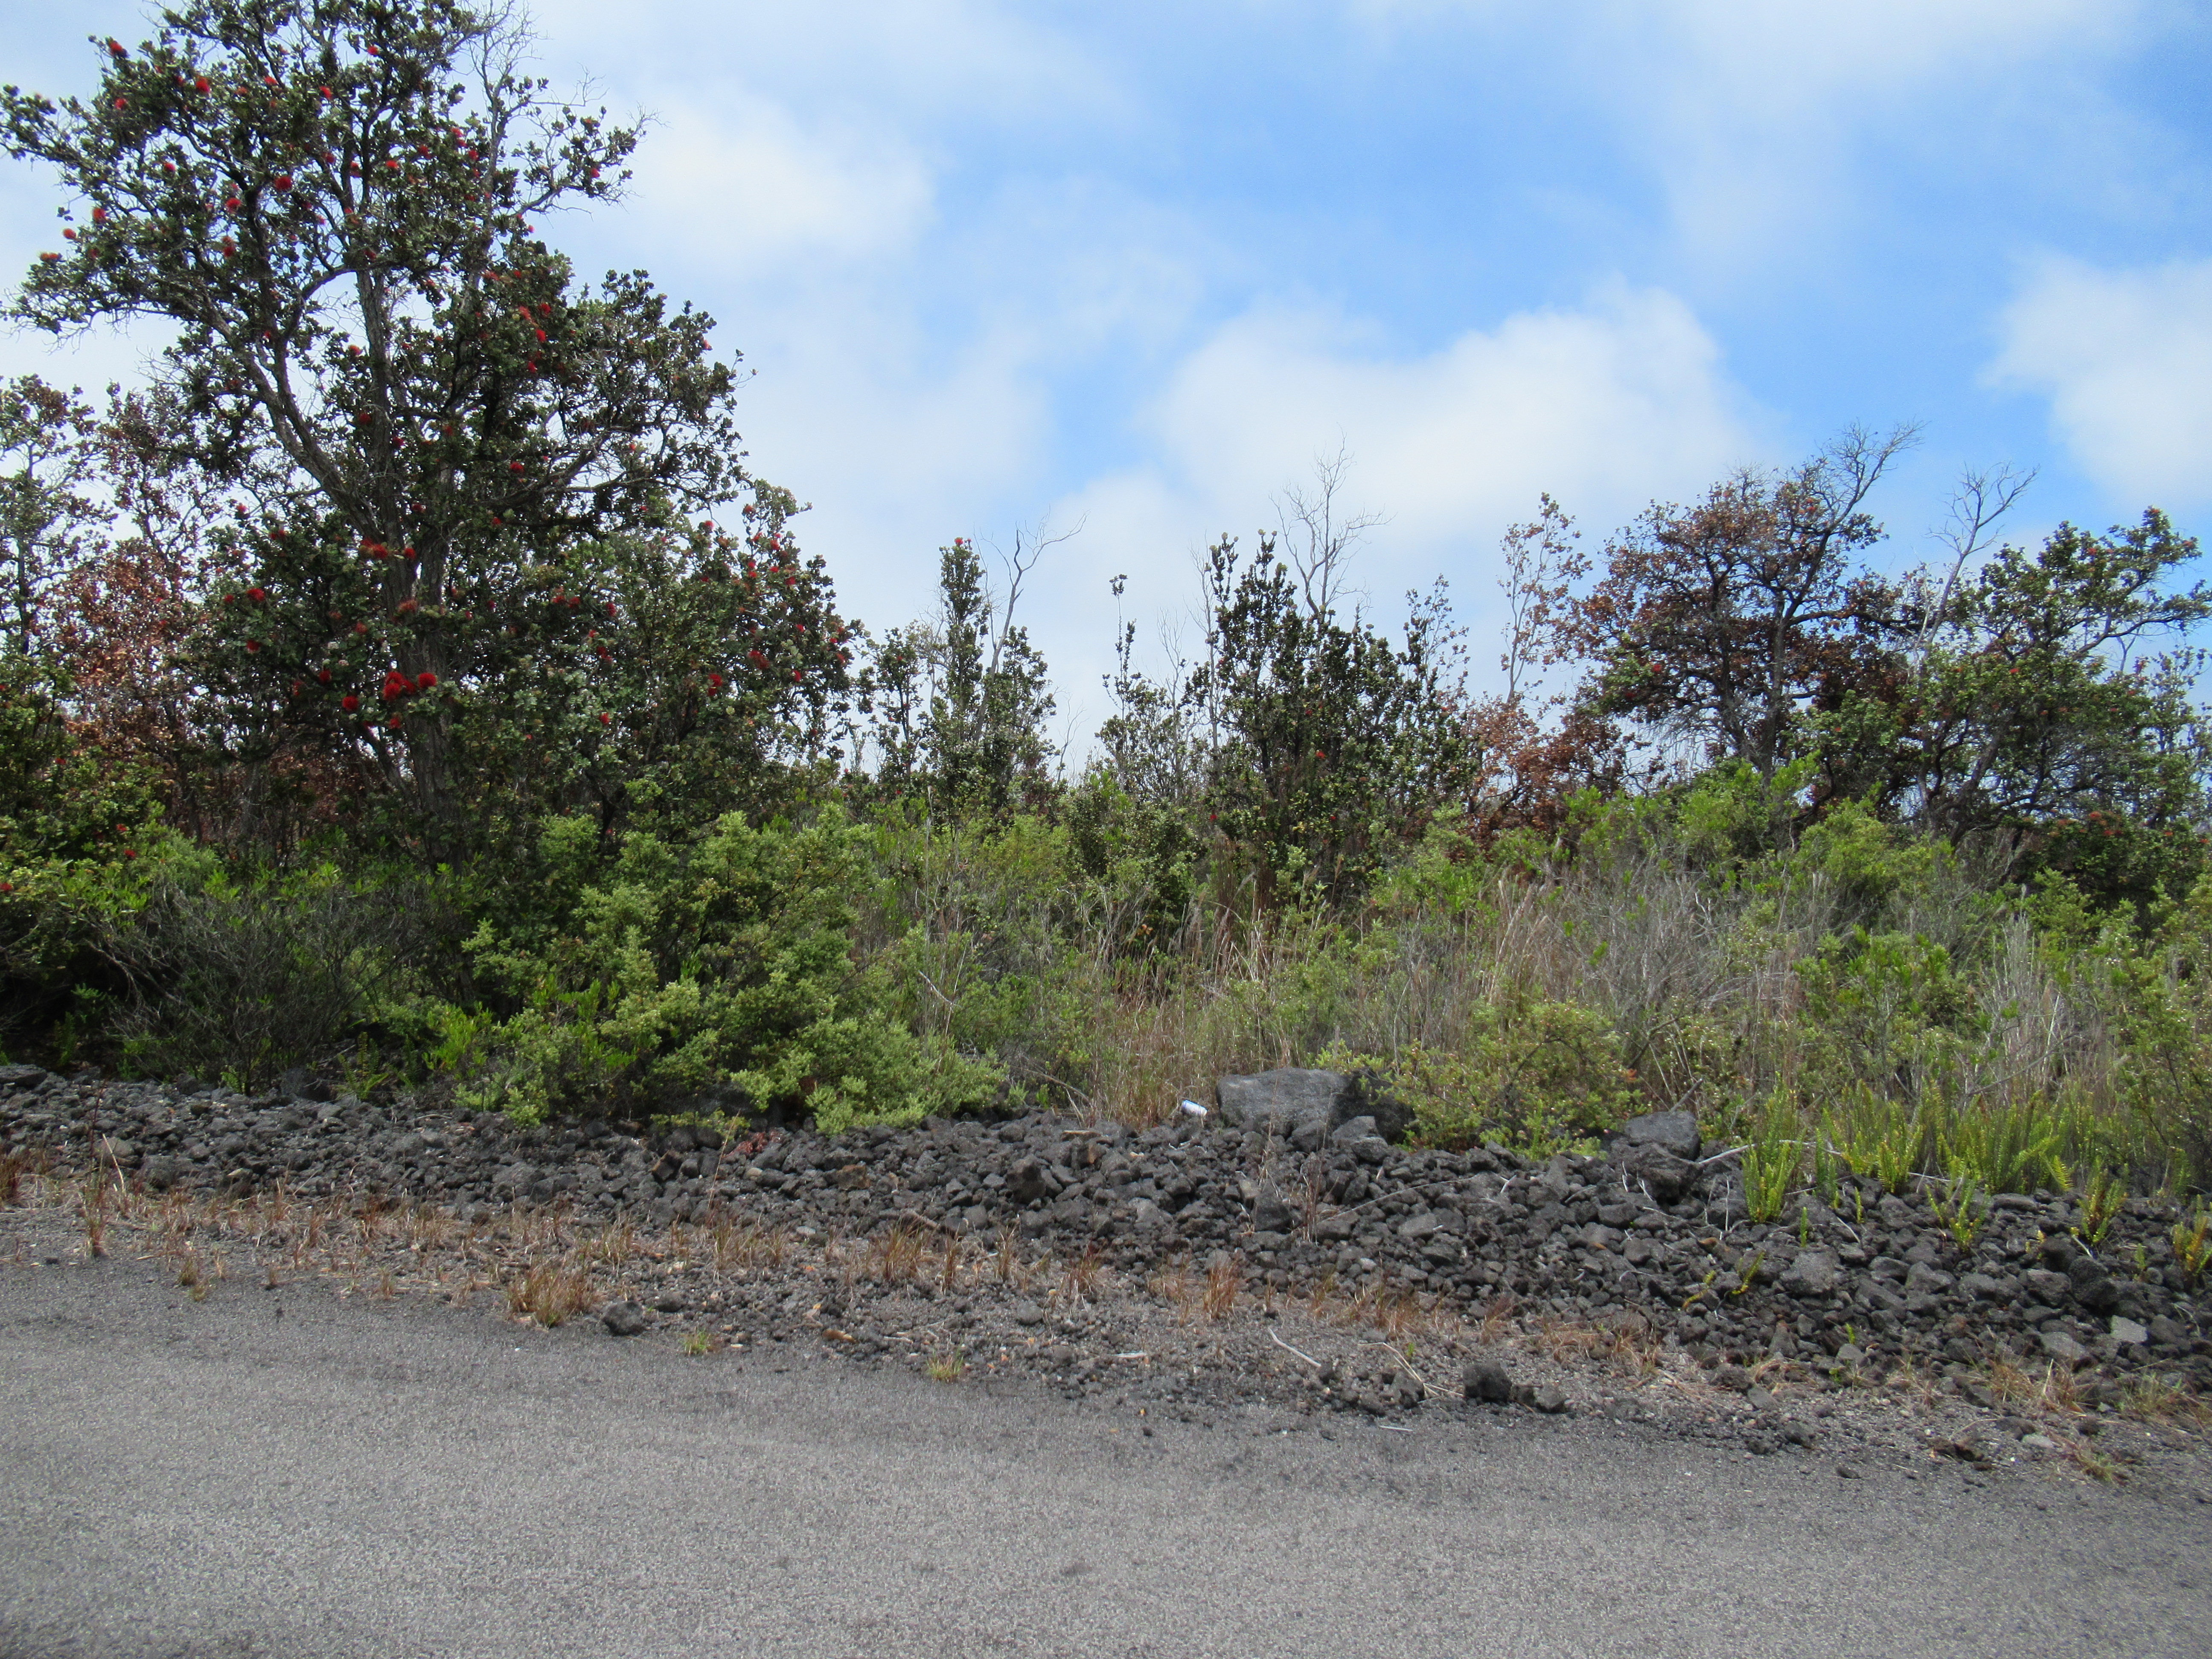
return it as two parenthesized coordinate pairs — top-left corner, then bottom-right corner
(5, 0), (2210, 740)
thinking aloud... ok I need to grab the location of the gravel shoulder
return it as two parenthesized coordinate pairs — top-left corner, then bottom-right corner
(5, 1210), (2211, 1659)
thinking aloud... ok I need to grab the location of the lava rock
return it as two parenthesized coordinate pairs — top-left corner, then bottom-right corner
(1615, 1143), (1696, 1202)
(1214, 1070), (1354, 1139)
(1778, 1251), (1841, 1298)
(1251, 1190), (1295, 1233)
(2068, 1257), (2121, 1315)
(602, 1301), (648, 1337)
(2038, 1328), (2091, 1368)
(1463, 1360), (1514, 1403)
(1615, 1109), (1700, 1162)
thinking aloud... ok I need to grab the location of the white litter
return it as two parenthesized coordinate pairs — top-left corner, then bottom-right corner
(1178, 1100), (1208, 1117)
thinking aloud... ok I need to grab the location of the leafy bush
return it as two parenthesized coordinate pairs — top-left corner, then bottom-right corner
(106, 859), (434, 1089)
(430, 808), (1001, 1126)
(1329, 995), (1637, 1158)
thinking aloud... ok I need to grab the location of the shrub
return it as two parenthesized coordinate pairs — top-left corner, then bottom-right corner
(1334, 995), (1637, 1158)
(431, 807), (1002, 1126)
(105, 858), (434, 1089)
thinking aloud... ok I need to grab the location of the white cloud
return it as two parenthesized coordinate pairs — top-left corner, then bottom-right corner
(1037, 282), (1762, 729)
(1356, 0), (2153, 272)
(620, 102), (934, 278)
(1988, 255), (2212, 511)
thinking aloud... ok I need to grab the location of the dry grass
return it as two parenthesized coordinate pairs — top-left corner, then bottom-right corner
(926, 1350), (966, 1383)
(0, 1149), (39, 1207)
(2119, 1371), (2211, 1426)
(1986, 1353), (2086, 1417)
(868, 1223), (932, 1288)
(1055, 1244), (1107, 1310)
(504, 1257), (596, 1327)
(1202, 1254), (1243, 1321)
(78, 1170), (113, 1258)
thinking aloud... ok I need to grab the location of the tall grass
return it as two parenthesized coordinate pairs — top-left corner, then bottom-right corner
(852, 799), (2212, 1193)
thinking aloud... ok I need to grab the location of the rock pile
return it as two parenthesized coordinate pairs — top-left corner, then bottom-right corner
(5, 1062), (2206, 1396)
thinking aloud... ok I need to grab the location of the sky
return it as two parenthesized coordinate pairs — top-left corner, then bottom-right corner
(4, 0), (2210, 745)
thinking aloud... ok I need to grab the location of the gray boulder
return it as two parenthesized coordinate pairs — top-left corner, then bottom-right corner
(1463, 1360), (1513, 1403)
(1615, 1142), (1697, 1202)
(1614, 1109), (1701, 1162)
(1778, 1251), (1841, 1298)
(1215, 1068), (1345, 1138)
(1214, 1067), (1412, 1144)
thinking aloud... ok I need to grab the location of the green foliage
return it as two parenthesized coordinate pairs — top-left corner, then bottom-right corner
(1106, 528), (1473, 909)
(1932, 1176), (1987, 1250)
(1339, 994), (1636, 1158)
(1064, 769), (1203, 957)
(1740, 1099), (1802, 1223)
(864, 538), (1056, 818)
(1938, 1099), (2065, 1195)
(431, 808), (1001, 1126)
(106, 857), (431, 1087)
(1823, 1089), (1924, 1194)
(1, 0), (832, 847)
(2173, 1211), (2210, 1283)
(1795, 928), (1981, 1111)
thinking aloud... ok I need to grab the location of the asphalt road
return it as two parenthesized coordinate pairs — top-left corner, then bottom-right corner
(4, 1239), (2209, 1659)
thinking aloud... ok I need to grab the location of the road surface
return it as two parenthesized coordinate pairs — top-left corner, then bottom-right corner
(3, 1238), (2208, 1658)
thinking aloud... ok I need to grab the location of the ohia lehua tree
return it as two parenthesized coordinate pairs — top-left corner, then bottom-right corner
(3, 0), (851, 853)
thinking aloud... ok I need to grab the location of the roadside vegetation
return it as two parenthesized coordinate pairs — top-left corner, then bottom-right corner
(4, 0), (2210, 1211)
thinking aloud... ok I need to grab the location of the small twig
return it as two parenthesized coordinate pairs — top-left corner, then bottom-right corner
(1269, 1327), (1323, 1368)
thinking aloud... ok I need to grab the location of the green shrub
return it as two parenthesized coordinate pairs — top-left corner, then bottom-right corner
(1334, 994), (1637, 1158)
(107, 858), (434, 1089)
(432, 807), (1002, 1125)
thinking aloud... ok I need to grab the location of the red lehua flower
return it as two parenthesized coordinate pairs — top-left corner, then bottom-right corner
(792, 669), (803, 683)
(123, 849), (137, 860)
(91, 207), (106, 224)
(598, 712), (611, 725)
(108, 38), (126, 56)
(195, 76), (210, 92)
(342, 694), (359, 711)
(62, 230), (76, 241)
(509, 460), (524, 472)
(317, 668), (332, 684)
(245, 638), (261, 653)
(396, 597), (419, 614)
(248, 586), (266, 602)
(290, 680), (302, 696)
(274, 174), (292, 191)
(708, 673), (724, 689)
(416, 672), (437, 690)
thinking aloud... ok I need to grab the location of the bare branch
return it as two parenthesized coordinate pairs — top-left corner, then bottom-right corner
(1273, 443), (1385, 624)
